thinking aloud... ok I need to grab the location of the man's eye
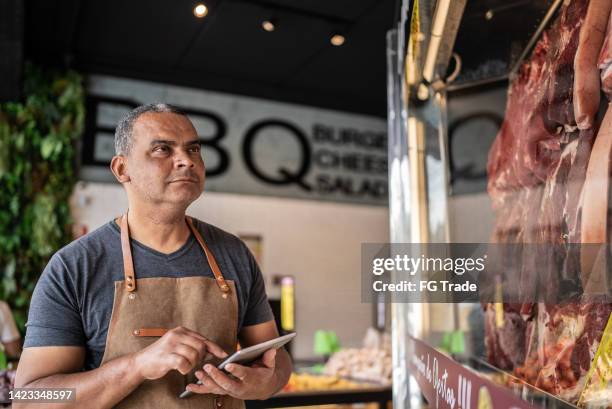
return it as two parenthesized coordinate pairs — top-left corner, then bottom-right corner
(154, 146), (169, 152)
(189, 146), (201, 153)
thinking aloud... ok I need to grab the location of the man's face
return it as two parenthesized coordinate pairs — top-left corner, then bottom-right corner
(124, 112), (205, 207)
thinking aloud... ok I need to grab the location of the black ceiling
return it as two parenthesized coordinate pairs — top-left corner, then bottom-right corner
(25, 0), (397, 118)
(451, 0), (553, 87)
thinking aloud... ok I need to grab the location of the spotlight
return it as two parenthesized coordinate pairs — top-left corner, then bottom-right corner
(193, 3), (208, 18)
(330, 34), (345, 46)
(262, 18), (277, 32)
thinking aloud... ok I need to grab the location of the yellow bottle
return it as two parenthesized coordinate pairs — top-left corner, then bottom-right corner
(281, 276), (295, 331)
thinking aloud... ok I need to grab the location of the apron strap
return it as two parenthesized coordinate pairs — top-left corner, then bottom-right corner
(120, 214), (137, 292)
(120, 213), (230, 295)
(186, 217), (231, 294)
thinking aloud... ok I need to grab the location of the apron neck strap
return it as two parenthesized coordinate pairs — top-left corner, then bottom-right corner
(120, 214), (137, 292)
(186, 217), (231, 294)
(119, 213), (230, 294)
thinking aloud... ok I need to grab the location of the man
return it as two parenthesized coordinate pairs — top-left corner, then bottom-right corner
(15, 104), (292, 408)
(0, 301), (21, 359)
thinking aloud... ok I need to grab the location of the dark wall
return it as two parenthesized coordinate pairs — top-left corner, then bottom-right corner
(0, 0), (24, 102)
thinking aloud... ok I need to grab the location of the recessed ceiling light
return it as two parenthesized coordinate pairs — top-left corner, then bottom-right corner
(485, 10), (494, 20)
(193, 3), (208, 18)
(262, 19), (276, 32)
(330, 34), (345, 46)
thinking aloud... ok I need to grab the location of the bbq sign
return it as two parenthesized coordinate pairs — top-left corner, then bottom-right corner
(81, 75), (388, 206)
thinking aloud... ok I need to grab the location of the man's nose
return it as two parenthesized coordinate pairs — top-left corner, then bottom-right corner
(175, 150), (195, 168)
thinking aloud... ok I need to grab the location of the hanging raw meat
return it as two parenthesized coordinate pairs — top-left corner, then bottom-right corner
(600, 12), (612, 95)
(485, 0), (612, 405)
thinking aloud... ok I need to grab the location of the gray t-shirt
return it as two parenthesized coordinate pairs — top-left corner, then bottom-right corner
(24, 218), (273, 370)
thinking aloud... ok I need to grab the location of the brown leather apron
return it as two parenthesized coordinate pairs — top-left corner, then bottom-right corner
(99, 214), (245, 409)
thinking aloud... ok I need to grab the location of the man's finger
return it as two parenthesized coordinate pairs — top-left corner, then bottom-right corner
(205, 364), (241, 391)
(168, 353), (192, 375)
(187, 379), (227, 395)
(261, 348), (277, 369)
(193, 371), (228, 395)
(168, 329), (207, 360)
(173, 343), (201, 368)
(174, 327), (229, 359)
(225, 363), (248, 381)
(202, 339), (229, 359)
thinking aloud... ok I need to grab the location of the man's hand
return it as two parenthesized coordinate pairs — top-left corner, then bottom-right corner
(134, 326), (229, 380)
(186, 348), (279, 400)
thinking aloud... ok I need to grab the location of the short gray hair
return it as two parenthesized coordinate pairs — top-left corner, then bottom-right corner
(114, 103), (186, 155)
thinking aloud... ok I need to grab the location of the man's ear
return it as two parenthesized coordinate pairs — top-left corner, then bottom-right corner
(110, 155), (130, 183)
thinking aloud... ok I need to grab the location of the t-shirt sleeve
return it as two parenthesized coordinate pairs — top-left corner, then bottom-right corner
(0, 302), (20, 343)
(23, 253), (85, 348)
(241, 244), (274, 327)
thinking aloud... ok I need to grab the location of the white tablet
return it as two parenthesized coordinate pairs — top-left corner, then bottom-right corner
(179, 332), (296, 399)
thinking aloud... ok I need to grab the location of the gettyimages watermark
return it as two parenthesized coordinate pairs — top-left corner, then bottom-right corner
(361, 243), (612, 303)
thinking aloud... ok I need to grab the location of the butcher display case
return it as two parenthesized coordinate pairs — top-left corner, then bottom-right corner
(387, 0), (612, 408)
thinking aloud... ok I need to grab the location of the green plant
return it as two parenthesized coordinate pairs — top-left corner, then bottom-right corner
(0, 65), (84, 331)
